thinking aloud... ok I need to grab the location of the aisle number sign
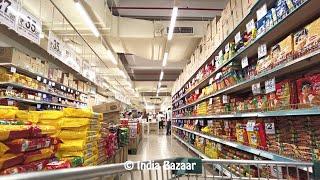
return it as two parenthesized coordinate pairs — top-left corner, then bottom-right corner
(265, 78), (276, 94)
(48, 31), (64, 60)
(0, 0), (18, 30)
(17, 8), (42, 45)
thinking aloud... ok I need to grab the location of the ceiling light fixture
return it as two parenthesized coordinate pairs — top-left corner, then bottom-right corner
(75, 1), (100, 37)
(106, 50), (118, 65)
(160, 70), (164, 81)
(167, 6), (178, 40)
(158, 82), (161, 89)
(119, 69), (127, 79)
(162, 52), (168, 67)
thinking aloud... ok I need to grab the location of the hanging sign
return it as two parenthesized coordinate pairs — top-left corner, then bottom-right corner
(16, 8), (42, 45)
(47, 31), (64, 60)
(0, 0), (19, 30)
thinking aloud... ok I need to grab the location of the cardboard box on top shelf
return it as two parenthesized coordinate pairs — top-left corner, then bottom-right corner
(230, 0), (237, 10)
(205, 21), (212, 43)
(242, 0), (256, 17)
(217, 19), (224, 43)
(76, 80), (84, 92)
(0, 47), (22, 65)
(93, 102), (121, 113)
(211, 17), (219, 38)
(232, 0), (244, 28)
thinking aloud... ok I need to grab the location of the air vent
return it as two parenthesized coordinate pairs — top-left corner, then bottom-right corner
(166, 27), (194, 34)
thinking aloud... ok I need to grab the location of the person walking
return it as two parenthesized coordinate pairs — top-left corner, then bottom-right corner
(166, 108), (172, 135)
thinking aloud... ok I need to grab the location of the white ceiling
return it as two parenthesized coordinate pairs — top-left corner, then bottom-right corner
(22, 0), (227, 109)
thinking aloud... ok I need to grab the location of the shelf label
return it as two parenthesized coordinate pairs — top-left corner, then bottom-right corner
(42, 78), (47, 84)
(246, 120), (256, 132)
(270, 165), (283, 179)
(246, 19), (255, 33)
(258, 44), (267, 59)
(16, 8), (42, 45)
(6, 86), (13, 90)
(222, 95), (229, 104)
(48, 81), (52, 86)
(58, 98), (61, 102)
(70, 89), (73, 93)
(209, 98), (213, 105)
(7, 100), (14, 106)
(195, 89), (199, 94)
(51, 82), (55, 87)
(265, 78), (276, 94)
(252, 82), (261, 95)
(256, 4), (267, 21)
(47, 31), (64, 60)
(10, 66), (16, 73)
(225, 43), (230, 53)
(36, 104), (41, 109)
(215, 72), (222, 80)
(61, 86), (64, 90)
(265, 122), (275, 134)
(67, 88), (70, 93)
(0, 0), (19, 30)
(208, 120), (213, 126)
(235, 32), (241, 44)
(241, 56), (249, 69)
(209, 78), (214, 85)
(42, 94), (46, 98)
(194, 120), (198, 125)
(36, 76), (41, 81)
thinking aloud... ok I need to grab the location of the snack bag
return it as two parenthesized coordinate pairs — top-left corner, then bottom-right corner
(0, 143), (9, 157)
(5, 137), (53, 153)
(59, 139), (86, 151)
(31, 125), (57, 138)
(0, 153), (24, 170)
(57, 130), (97, 140)
(44, 160), (71, 170)
(61, 118), (97, 128)
(296, 74), (320, 108)
(0, 125), (31, 141)
(1, 158), (55, 175)
(0, 106), (18, 120)
(61, 156), (83, 167)
(39, 110), (64, 120)
(23, 147), (55, 164)
(63, 108), (93, 118)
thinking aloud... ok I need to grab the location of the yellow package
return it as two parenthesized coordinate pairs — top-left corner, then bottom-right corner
(83, 154), (98, 166)
(63, 108), (93, 118)
(38, 119), (62, 128)
(61, 118), (97, 128)
(16, 111), (40, 124)
(0, 125), (31, 141)
(39, 110), (64, 120)
(57, 130), (98, 140)
(57, 148), (98, 160)
(36, 125), (57, 136)
(0, 106), (18, 120)
(62, 124), (100, 131)
(0, 142), (9, 157)
(60, 139), (86, 151)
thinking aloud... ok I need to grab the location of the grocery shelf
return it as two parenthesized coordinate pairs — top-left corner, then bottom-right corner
(172, 0), (318, 105)
(173, 49), (320, 112)
(0, 82), (86, 104)
(0, 96), (77, 108)
(173, 125), (301, 163)
(0, 63), (87, 95)
(172, 107), (320, 120)
(172, 134), (236, 178)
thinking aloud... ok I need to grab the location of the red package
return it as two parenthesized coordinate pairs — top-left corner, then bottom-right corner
(296, 74), (320, 107)
(5, 137), (53, 153)
(44, 160), (71, 170)
(23, 147), (55, 164)
(0, 153), (24, 170)
(0, 125), (32, 141)
(1, 158), (56, 175)
(31, 125), (56, 138)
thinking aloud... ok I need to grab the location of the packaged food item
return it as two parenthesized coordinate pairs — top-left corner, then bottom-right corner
(59, 140), (97, 151)
(83, 154), (98, 166)
(5, 137), (53, 153)
(39, 111), (64, 120)
(236, 123), (249, 145)
(271, 34), (294, 66)
(57, 130), (97, 140)
(61, 156), (83, 167)
(1, 158), (56, 175)
(44, 160), (71, 170)
(61, 118), (98, 128)
(296, 73), (320, 108)
(246, 122), (267, 149)
(63, 108), (93, 118)
(0, 153), (24, 170)
(0, 143), (9, 157)
(0, 106), (18, 120)
(23, 147), (55, 164)
(0, 125), (31, 141)
(31, 125), (57, 138)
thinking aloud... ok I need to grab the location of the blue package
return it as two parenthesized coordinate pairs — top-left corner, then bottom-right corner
(276, 0), (289, 21)
(265, 10), (275, 31)
(256, 15), (267, 37)
(292, 0), (303, 7)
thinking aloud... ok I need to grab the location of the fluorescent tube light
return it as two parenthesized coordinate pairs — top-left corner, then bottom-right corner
(158, 82), (161, 88)
(106, 50), (118, 65)
(75, 1), (100, 37)
(167, 6), (178, 40)
(160, 71), (164, 81)
(162, 52), (168, 67)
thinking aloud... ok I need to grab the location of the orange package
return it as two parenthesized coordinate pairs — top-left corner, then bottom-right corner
(0, 125), (32, 141)
(23, 147), (55, 164)
(0, 153), (24, 170)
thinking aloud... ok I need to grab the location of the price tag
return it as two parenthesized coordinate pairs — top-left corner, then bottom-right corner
(76, 91), (79, 95)
(194, 120), (198, 125)
(61, 86), (64, 90)
(209, 78), (214, 85)
(47, 31), (64, 60)
(234, 32), (241, 44)
(16, 8), (42, 45)
(48, 81), (52, 86)
(265, 122), (275, 134)
(70, 89), (73, 93)
(270, 165), (283, 179)
(219, 50), (223, 57)
(7, 100), (14, 106)
(36, 76), (41, 81)
(58, 98), (61, 102)
(225, 43), (230, 52)
(241, 56), (249, 68)
(36, 104), (41, 109)
(37, 92), (42, 96)
(258, 44), (267, 59)
(246, 19), (255, 32)
(10, 66), (16, 73)
(215, 72), (222, 80)
(208, 120), (213, 126)
(209, 98), (213, 105)
(224, 121), (229, 128)
(51, 82), (55, 87)
(195, 89), (199, 94)
(246, 120), (256, 132)
(42, 94), (46, 98)
(222, 95), (229, 104)
(256, 4), (267, 21)
(265, 78), (276, 94)
(252, 82), (261, 95)
(6, 86), (13, 90)
(67, 88), (70, 93)
(0, 0), (19, 30)
(42, 79), (47, 84)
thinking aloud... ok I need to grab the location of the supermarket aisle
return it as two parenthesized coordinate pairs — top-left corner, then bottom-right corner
(128, 133), (191, 161)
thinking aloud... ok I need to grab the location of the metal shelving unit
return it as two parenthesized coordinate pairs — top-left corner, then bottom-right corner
(172, 0), (320, 110)
(0, 82), (86, 104)
(172, 134), (236, 178)
(173, 125), (300, 163)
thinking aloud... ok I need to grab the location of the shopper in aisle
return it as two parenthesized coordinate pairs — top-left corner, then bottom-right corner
(166, 108), (172, 135)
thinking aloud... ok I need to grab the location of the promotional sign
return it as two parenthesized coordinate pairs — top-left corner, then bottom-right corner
(0, 0), (19, 30)
(16, 8), (42, 44)
(47, 31), (64, 60)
